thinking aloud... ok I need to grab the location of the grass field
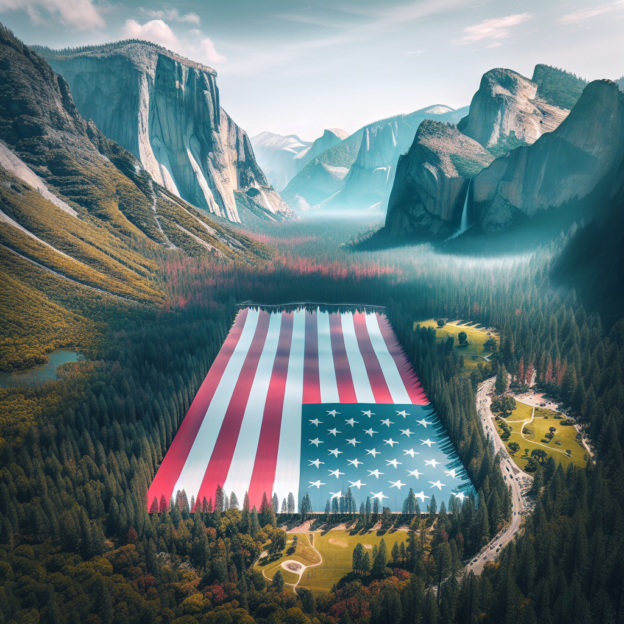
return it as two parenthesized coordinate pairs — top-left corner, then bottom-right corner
(496, 403), (588, 471)
(415, 319), (498, 373)
(255, 530), (409, 593)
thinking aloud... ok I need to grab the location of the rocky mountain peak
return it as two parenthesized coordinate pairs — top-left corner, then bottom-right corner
(458, 67), (569, 153)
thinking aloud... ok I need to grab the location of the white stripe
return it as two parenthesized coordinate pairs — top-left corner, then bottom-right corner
(317, 310), (340, 403)
(365, 313), (411, 404)
(272, 310), (307, 512)
(341, 312), (375, 403)
(221, 313), (282, 501)
(171, 309), (260, 500)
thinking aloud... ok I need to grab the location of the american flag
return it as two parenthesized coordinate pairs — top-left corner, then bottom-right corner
(147, 307), (473, 513)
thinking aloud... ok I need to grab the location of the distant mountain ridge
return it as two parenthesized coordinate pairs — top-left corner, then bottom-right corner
(281, 104), (469, 213)
(251, 128), (349, 192)
(34, 40), (290, 223)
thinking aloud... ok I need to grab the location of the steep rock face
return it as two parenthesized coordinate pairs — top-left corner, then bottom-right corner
(282, 105), (468, 212)
(385, 121), (494, 237)
(458, 68), (569, 153)
(36, 41), (290, 223)
(473, 80), (624, 233)
(250, 131), (311, 191)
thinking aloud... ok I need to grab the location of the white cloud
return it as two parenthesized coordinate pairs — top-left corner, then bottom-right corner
(121, 19), (226, 65)
(0, 0), (104, 30)
(455, 13), (532, 44)
(140, 7), (201, 25)
(558, 6), (612, 25)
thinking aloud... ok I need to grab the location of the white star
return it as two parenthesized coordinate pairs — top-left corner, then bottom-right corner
(415, 491), (430, 502)
(366, 448), (380, 457)
(384, 438), (398, 447)
(363, 428), (378, 437)
(329, 469), (345, 478)
(362, 410), (375, 418)
(327, 410), (340, 417)
(420, 439), (435, 447)
(452, 492), (467, 502)
(390, 480), (406, 489)
(346, 438), (360, 446)
(444, 469), (458, 478)
(386, 459), (402, 468)
(328, 448), (343, 457)
(417, 419), (433, 428)
(349, 480), (366, 489)
(309, 419), (322, 427)
(380, 419), (394, 427)
(309, 480), (325, 488)
(328, 428), (340, 436)
(396, 410), (409, 418)
(330, 491), (343, 500)
(403, 449), (419, 457)
(400, 429), (414, 437)
(407, 469), (423, 479)
(309, 438), (323, 447)
(309, 459), (324, 468)
(424, 459), (440, 468)
(370, 491), (389, 502)
(368, 469), (384, 479)
(429, 480), (445, 490)
(345, 418), (358, 426)
(347, 458), (363, 468)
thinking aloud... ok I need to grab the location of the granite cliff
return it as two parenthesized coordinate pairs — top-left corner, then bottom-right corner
(35, 41), (290, 223)
(385, 121), (494, 237)
(473, 79), (624, 233)
(384, 65), (611, 239)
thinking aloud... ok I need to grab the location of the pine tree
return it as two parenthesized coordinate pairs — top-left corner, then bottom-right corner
(271, 569), (285, 592)
(352, 543), (364, 573)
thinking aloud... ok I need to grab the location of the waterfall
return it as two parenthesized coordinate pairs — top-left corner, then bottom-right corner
(445, 180), (472, 242)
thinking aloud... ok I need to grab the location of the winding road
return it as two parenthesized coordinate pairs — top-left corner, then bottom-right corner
(465, 377), (533, 575)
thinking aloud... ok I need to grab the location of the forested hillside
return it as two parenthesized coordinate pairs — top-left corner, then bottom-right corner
(0, 211), (622, 623)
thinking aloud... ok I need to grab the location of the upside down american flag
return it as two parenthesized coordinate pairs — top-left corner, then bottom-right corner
(147, 307), (474, 513)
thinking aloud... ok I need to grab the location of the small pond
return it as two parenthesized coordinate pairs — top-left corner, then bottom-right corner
(0, 349), (79, 388)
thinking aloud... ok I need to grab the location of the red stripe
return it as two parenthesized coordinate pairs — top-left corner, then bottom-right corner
(375, 313), (428, 405)
(147, 309), (249, 509)
(302, 310), (321, 404)
(193, 311), (272, 510)
(329, 312), (357, 403)
(352, 312), (393, 403)
(247, 313), (294, 509)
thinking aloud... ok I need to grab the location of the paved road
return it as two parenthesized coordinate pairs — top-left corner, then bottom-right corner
(465, 377), (533, 575)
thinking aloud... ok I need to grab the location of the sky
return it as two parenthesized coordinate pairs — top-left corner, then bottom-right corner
(1, 0), (623, 141)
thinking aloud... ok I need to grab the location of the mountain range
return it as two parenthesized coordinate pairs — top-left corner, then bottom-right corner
(0, 24), (269, 370)
(384, 65), (624, 240)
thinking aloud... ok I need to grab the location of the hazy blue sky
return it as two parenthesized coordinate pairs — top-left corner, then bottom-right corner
(1, 0), (623, 140)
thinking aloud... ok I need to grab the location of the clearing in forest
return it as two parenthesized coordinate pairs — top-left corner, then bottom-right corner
(415, 319), (498, 372)
(496, 403), (588, 471)
(256, 530), (410, 593)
